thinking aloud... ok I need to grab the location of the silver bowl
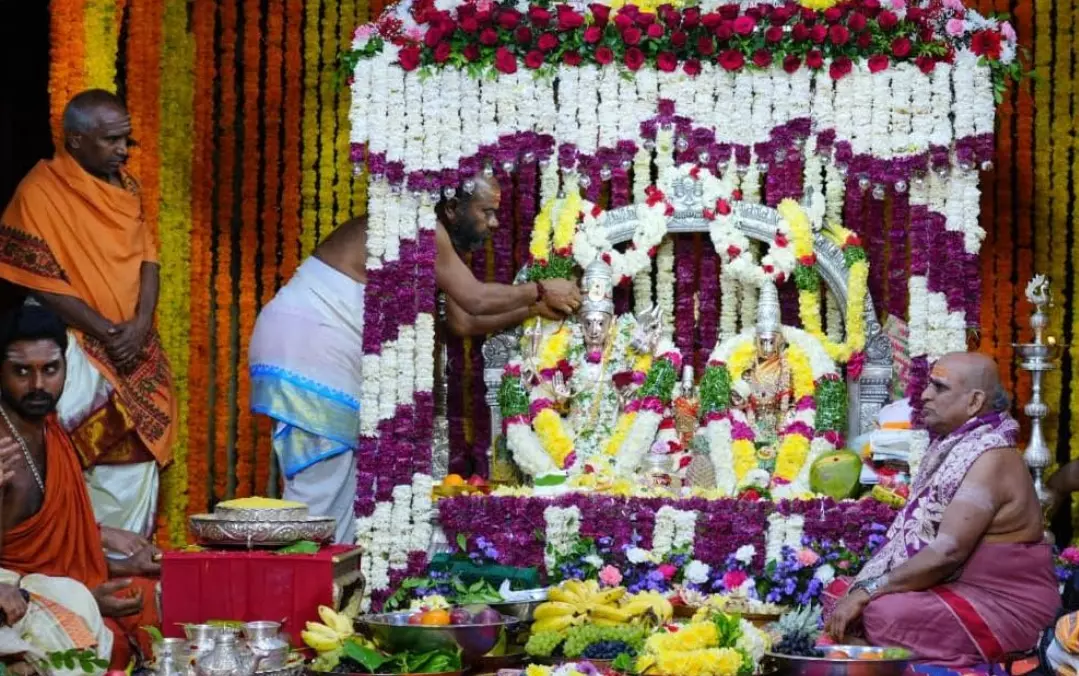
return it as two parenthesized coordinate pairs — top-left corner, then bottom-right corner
(489, 600), (544, 623)
(357, 612), (519, 660)
(765, 645), (913, 676)
(189, 515), (335, 548)
(215, 505), (309, 522)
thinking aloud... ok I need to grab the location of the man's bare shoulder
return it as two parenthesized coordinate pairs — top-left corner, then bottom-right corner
(967, 447), (1025, 477)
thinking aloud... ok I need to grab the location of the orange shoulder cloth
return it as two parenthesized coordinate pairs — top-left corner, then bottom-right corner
(0, 153), (176, 465)
(0, 417), (109, 590)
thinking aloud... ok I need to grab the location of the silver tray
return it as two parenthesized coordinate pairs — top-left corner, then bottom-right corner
(214, 505), (310, 522)
(189, 514), (335, 548)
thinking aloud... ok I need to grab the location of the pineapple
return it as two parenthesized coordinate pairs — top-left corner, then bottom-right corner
(772, 605), (824, 657)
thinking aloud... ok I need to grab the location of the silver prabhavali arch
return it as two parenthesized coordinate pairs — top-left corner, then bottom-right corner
(472, 186), (893, 473)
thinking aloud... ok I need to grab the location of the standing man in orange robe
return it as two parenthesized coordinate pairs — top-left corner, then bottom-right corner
(0, 89), (175, 538)
(0, 303), (161, 669)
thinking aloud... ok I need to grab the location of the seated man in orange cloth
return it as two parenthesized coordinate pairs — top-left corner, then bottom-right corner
(0, 303), (161, 669)
(0, 89), (176, 538)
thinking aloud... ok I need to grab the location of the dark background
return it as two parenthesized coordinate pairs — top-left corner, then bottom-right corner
(1, 1), (52, 208)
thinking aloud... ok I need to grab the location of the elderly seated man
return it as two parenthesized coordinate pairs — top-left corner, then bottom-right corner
(825, 352), (1058, 666)
(0, 304), (161, 670)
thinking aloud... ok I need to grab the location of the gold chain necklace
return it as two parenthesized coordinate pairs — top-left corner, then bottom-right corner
(0, 405), (46, 495)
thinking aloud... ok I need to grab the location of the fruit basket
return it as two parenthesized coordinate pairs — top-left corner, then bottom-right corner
(357, 612), (520, 660)
(764, 645), (913, 676)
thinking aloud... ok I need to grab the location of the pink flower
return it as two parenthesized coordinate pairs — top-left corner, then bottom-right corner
(354, 24), (377, 40)
(658, 564), (678, 580)
(797, 549), (821, 566)
(599, 565), (624, 587)
(837, 559), (851, 570)
(1062, 547), (1079, 565)
(1001, 21), (1016, 42)
(942, 0), (964, 10)
(722, 570), (749, 590)
(890, 0), (906, 10)
(945, 17), (966, 36)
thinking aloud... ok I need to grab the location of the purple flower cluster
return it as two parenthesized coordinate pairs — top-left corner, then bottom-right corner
(436, 494), (896, 583)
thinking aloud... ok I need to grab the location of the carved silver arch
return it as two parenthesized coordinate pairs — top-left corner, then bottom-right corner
(482, 193), (893, 454)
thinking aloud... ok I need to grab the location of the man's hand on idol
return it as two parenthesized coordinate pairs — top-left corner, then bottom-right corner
(0, 438), (19, 487)
(532, 302), (562, 321)
(0, 583), (28, 626)
(93, 579), (143, 618)
(539, 279), (582, 316)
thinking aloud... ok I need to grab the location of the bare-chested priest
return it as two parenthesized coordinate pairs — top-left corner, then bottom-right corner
(825, 352), (1057, 666)
(0, 303), (162, 669)
(249, 174), (581, 542)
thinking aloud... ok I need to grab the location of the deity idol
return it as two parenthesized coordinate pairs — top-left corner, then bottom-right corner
(733, 282), (793, 450)
(502, 261), (681, 481)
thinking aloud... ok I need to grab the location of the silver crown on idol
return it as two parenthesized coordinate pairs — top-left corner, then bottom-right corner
(756, 280), (782, 336)
(580, 260), (615, 316)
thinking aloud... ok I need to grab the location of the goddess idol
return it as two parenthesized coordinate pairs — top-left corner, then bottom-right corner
(498, 261), (683, 482)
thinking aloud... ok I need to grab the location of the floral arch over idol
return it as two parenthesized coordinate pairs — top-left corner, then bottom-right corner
(487, 161), (888, 498)
(345, 0), (1016, 608)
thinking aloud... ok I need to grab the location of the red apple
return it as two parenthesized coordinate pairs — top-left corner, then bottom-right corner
(449, 607), (473, 625)
(407, 612), (423, 625)
(467, 475), (487, 487)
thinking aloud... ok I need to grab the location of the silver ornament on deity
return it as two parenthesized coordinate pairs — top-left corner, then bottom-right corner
(871, 183), (886, 200)
(600, 165), (612, 181)
(857, 175), (871, 191)
(894, 179), (908, 194)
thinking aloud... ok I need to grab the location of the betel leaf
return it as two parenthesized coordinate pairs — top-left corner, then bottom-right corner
(533, 474), (566, 487)
(342, 640), (390, 673)
(143, 625), (165, 644)
(276, 540), (320, 555)
(456, 533), (468, 553)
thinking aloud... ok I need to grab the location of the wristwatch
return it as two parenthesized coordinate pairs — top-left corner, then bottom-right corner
(851, 576), (885, 598)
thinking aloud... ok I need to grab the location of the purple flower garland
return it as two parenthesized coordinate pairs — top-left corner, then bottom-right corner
(437, 494), (897, 573)
(675, 235), (697, 364)
(697, 245), (719, 372)
(887, 189), (910, 320)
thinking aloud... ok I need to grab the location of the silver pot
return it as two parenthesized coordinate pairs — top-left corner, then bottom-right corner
(195, 633), (262, 676)
(184, 624), (219, 657)
(242, 622), (290, 671)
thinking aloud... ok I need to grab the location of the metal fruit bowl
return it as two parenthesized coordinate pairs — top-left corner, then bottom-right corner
(189, 514), (335, 548)
(357, 612), (519, 660)
(765, 645), (913, 676)
(489, 599), (545, 623)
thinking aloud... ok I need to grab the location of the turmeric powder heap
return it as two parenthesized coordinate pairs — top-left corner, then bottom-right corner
(216, 497), (306, 510)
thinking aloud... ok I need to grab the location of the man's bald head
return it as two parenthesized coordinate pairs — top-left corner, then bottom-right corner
(62, 90), (132, 181)
(922, 352), (1010, 435)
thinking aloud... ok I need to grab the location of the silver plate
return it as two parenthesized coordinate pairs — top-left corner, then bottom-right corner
(189, 515), (335, 548)
(214, 506), (310, 522)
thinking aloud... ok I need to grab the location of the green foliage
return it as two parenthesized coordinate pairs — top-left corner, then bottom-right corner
(793, 264), (821, 293)
(276, 540), (320, 555)
(498, 374), (530, 419)
(331, 638), (462, 674)
(842, 245), (868, 268)
(47, 649), (108, 674)
(638, 356), (678, 404)
(813, 377), (847, 433)
(525, 630), (566, 657)
(699, 365), (732, 416)
(562, 624), (646, 658)
(527, 256), (576, 282)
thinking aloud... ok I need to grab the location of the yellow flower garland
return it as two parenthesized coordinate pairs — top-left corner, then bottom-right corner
(335, 0), (356, 224)
(603, 411), (638, 456)
(157, 0), (195, 545)
(299, 0), (322, 258)
(633, 354), (654, 373)
(644, 622), (718, 653)
(538, 326), (572, 370)
(553, 191), (581, 251)
(732, 439), (757, 483)
(782, 200), (867, 363)
(774, 434), (811, 483)
(317, 0), (340, 242)
(727, 341), (758, 384)
(533, 408), (574, 468)
(530, 199), (556, 263)
(83, 0), (121, 91)
(785, 343), (814, 400)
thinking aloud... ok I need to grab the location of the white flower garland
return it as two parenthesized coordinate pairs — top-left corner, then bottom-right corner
(573, 197), (670, 282)
(651, 507), (699, 559)
(544, 505), (583, 572)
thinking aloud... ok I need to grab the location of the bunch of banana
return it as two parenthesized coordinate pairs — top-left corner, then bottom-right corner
(532, 580), (626, 634)
(586, 590), (673, 628)
(302, 606), (361, 653)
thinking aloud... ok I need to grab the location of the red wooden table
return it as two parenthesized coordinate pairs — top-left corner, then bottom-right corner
(160, 545), (362, 647)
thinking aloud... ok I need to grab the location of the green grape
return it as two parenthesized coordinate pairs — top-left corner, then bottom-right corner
(525, 631), (565, 657)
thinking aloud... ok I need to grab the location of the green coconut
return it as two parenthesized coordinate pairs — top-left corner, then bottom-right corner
(809, 449), (862, 499)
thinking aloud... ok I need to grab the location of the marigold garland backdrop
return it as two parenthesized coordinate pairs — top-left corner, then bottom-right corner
(20, 0), (1079, 544)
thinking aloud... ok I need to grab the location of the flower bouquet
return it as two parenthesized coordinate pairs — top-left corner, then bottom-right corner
(631, 610), (770, 676)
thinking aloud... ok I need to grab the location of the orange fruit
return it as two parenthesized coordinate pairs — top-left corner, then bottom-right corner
(420, 610), (451, 626)
(443, 474), (465, 487)
(857, 653), (884, 661)
(827, 651), (850, 660)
